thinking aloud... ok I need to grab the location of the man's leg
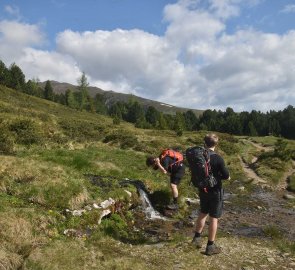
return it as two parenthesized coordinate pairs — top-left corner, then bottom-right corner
(195, 212), (208, 234)
(205, 216), (221, 255)
(208, 216), (218, 241)
(192, 212), (207, 248)
(170, 183), (178, 200)
(166, 183), (179, 210)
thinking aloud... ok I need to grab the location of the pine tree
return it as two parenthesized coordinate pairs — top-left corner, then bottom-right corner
(77, 72), (89, 110)
(44, 80), (54, 100)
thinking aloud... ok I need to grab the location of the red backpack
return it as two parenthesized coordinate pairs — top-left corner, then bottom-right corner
(160, 149), (183, 168)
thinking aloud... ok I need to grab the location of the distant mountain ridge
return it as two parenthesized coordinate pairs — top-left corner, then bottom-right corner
(39, 80), (203, 116)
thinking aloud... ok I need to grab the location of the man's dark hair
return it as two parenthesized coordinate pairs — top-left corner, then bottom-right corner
(146, 156), (155, 167)
(204, 133), (219, 148)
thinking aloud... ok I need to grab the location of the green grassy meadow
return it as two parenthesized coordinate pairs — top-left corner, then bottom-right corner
(1, 86), (294, 269)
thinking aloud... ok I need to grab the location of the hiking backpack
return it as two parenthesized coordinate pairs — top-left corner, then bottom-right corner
(160, 149), (183, 168)
(185, 146), (217, 192)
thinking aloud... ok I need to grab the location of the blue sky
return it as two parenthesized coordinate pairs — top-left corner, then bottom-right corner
(1, 0), (295, 112)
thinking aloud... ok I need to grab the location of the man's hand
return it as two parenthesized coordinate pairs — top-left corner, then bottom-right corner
(155, 158), (168, 175)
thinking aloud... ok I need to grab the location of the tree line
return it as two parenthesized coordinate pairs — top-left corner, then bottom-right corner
(1, 60), (294, 139)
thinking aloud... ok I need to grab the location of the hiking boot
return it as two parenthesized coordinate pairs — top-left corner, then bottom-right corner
(205, 243), (222, 256)
(192, 236), (202, 249)
(166, 203), (179, 210)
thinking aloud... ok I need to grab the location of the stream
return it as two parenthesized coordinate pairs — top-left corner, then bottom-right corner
(87, 171), (295, 243)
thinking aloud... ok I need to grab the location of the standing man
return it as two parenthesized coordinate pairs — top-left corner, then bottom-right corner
(146, 149), (185, 210)
(190, 133), (230, 255)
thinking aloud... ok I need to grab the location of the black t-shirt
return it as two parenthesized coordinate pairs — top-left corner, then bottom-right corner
(208, 150), (230, 189)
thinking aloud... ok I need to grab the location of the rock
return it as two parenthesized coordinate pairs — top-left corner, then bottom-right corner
(124, 190), (132, 197)
(93, 203), (100, 209)
(238, 186), (245, 191)
(72, 209), (86, 216)
(267, 257), (276, 263)
(64, 228), (84, 237)
(98, 209), (112, 224)
(283, 193), (295, 200)
(85, 205), (92, 211)
(244, 260), (255, 264)
(185, 197), (199, 205)
(241, 266), (255, 270)
(100, 198), (115, 208)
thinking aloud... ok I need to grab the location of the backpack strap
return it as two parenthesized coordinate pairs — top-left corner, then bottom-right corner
(161, 149), (182, 169)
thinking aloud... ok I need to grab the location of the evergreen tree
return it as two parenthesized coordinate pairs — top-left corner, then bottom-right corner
(157, 113), (168, 130)
(94, 93), (107, 114)
(77, 72), (89, 110)
(247, 121), (258, 136)
(280, 105), (295, 139)
(66, 89), (79, 109)
(173, 112), (185, 134)
(44, 80), (54, 100)
(184, 110), (198, 131)
(0, 60), (8, 86)
(109, 103), (123, 119)
(7, 63), (26, 91)
(126, 100), (145, 124)
(146, 106), (160, 127)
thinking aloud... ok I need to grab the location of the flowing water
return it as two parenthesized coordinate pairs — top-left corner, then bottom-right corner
(137, 187), (167, 220)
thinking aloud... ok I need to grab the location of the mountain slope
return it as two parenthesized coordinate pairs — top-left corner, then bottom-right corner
(0, 85), (294, 270)
(39, 80), (204, 116)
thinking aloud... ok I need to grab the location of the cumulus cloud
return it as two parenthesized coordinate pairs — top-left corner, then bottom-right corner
(18, 48), (81, 83)
(0, 0), (294, 112)
(0, 20), (45, 63)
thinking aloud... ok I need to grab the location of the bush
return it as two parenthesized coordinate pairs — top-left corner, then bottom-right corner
(101, 213), (128, 239)
(59, 119), (105, 141)
(0, 125), (14, 154)
(287, 174), (295, 192)
(9, 118), (42, 145)
(113, 116), (121, 125)
(273, 139), (292, 161)
(103, 130), (139, 149)
(219, 139), (239, 155)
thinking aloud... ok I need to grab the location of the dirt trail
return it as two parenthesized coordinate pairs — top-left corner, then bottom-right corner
(247, 140), (274, 152)
(239, 155), (268, 185)
(279, 160), (295, 190)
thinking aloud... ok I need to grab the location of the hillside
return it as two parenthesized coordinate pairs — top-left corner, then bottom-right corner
(39, 80), (204, 116)
(0, 85), (295, 270)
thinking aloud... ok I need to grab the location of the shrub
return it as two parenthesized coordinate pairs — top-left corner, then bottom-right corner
(103, 130), (139, 149)
(219, 139), (239, 155)
(273, 139), (292, 161)
(101, 213), (128, 239)
(59, 119), (105, 141)
(112, 116), (121, 125)
(287, 174), (295, 192)
(9, 118), (42, 145)
(0, 125), (14, 154)
(176, 129), (183, 137)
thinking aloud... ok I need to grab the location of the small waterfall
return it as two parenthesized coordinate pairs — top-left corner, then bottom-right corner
(138, 188), (167, 220)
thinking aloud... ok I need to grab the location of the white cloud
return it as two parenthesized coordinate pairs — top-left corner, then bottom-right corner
(0, 0), (294, 112)
(208, 0), (241, 19)
(0, 20), (45, 63)
(4, 5), (21, 18)
(281, 4), (295, 13)
(56, 28), (186, 98)
(18, 48), (81, 83)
